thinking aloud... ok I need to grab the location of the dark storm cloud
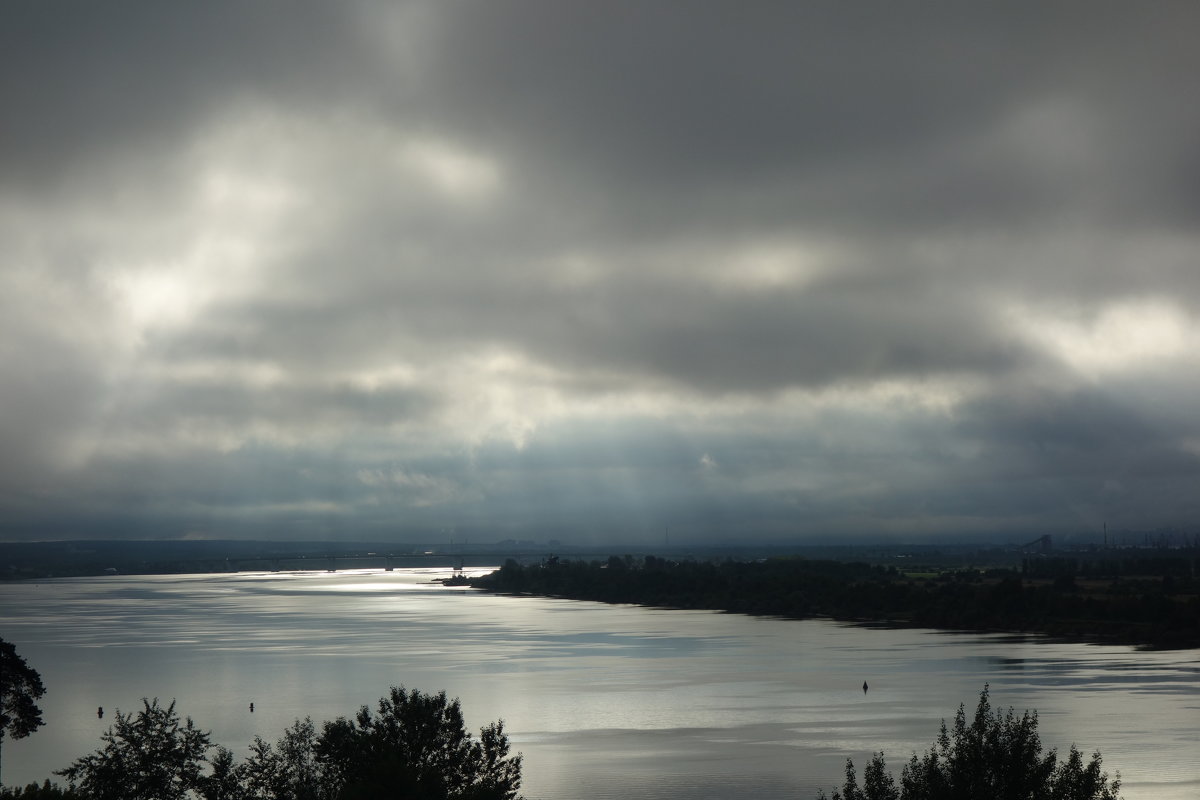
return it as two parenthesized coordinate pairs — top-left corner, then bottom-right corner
(422, 2), (1200, 229)
(186, 243), (1029, 394)
(101, 377), (438, 438)
(425, 5), (1035, 172)
(521, 279), (1027, 392)
(3, 2), (1199, 543)
(0, 1), (377, 186)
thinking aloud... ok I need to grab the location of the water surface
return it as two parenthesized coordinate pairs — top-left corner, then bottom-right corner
(2, 569), (1196, 798)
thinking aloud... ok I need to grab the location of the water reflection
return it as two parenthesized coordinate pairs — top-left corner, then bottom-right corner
(1, 569), (1196, 800)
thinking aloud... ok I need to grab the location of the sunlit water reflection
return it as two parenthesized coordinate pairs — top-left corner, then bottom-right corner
(2, 569), (1196, 798)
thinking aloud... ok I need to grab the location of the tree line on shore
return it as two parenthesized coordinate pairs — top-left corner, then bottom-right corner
(474, 554), (1199, 648)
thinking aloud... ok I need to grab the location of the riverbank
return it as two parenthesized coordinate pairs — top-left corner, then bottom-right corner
(470, 555), (1200, 650)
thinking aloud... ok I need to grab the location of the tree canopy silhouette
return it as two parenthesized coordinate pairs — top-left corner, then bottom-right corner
(57, 699), (210, 800)
(52, 688), (521, 800)
(818, 685), (1121, 800)
(313, 687), (522, 800)
(0, 638), (47, 786)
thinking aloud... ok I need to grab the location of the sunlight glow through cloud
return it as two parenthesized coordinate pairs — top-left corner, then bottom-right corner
(1009, 298), (1199, 377)
(395, 138), (503, 201)
(715, 239), (838, 292)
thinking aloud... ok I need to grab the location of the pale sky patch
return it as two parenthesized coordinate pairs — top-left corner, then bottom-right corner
(395, 138), (504, 202)
(1008, 298), (1200, 378)
(713, 239), (838, 293)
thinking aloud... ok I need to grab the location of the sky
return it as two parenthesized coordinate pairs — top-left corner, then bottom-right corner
(2, 2), (1199, 546)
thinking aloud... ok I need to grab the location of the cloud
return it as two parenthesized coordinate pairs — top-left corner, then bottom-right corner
(3, 3), (1199, 543)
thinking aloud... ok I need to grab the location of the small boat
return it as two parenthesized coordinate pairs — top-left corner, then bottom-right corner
(437, 560), (470, 586)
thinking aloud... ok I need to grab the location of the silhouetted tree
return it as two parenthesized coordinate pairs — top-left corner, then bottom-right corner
(315, 687), (522, 800)
(818, 686), (1121, 799)
(0, 780), (77, 799)
(197, 747), (242, 800)
(863, 753), (899, 800)
(1, 638), (46, 786)
(233, 718), (324, 800)
(821, 754), (899, 800)
(32, 688), (520, 800)
(56, 699), (210, 800)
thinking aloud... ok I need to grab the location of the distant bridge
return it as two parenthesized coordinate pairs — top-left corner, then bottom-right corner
(1022, 535), (1052, 554)
(211, 549), (538, 574)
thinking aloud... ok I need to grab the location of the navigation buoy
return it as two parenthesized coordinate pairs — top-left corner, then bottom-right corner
(249, 702), (255, 713)
(863, 681), (869, 694)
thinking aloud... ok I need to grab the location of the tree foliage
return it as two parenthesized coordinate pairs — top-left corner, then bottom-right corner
(56, 699), (210, 800)
(479, 556), (1200, 648)
(1, 638), (47, 786)
(50, 687), (521, 800)
(220, 716), (326, 800)
(312, 687), (521, 800)
(0, 781), (78, 799)
(818, 686), (1121, 800)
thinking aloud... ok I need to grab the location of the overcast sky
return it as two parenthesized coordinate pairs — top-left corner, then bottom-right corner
(3, 2), (1199, 546)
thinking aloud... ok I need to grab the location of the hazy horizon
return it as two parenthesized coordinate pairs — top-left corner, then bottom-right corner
(4, 3), (1199, 545)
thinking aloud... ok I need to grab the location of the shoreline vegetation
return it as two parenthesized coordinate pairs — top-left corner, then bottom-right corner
(3, 539), (1196, 649)
(0, 685), (523, 800)
(469, 554), (1200, 650)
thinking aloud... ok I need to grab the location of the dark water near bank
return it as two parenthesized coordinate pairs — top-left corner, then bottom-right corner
(2, 569), (1197, 798)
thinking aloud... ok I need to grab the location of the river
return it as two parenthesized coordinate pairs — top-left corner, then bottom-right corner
(1, 569), (1196, 798)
